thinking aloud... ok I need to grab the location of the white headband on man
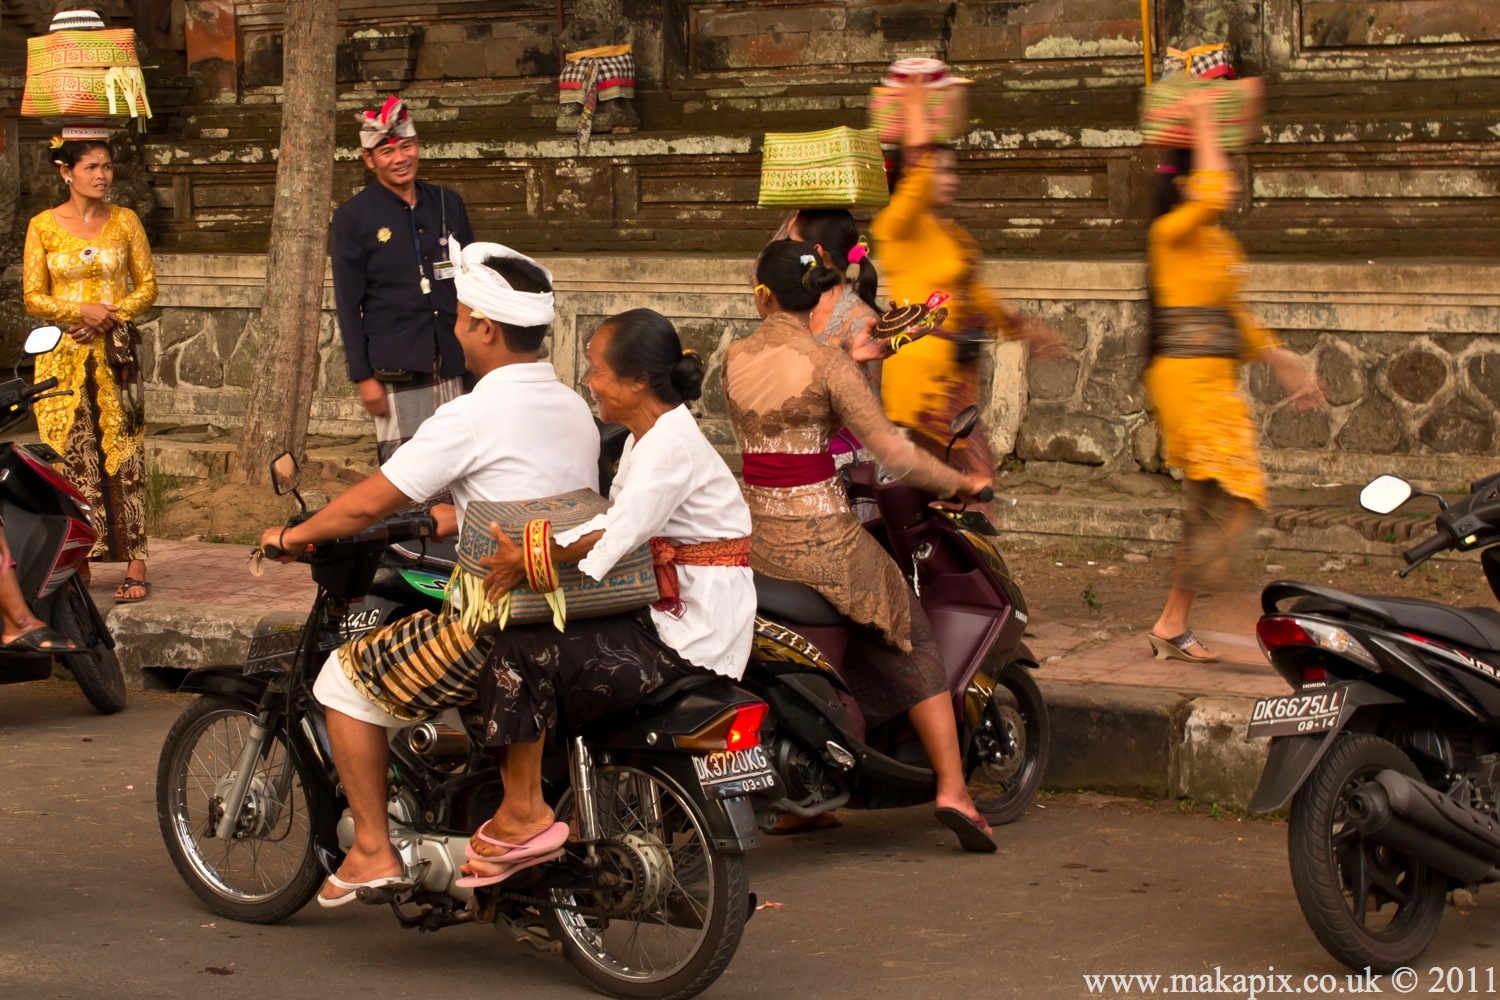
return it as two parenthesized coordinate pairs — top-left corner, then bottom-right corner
(449, 239), (555, 329)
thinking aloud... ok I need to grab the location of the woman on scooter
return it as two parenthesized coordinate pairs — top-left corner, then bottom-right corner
(1142, 93), (1325, 662)
(723, 238), (998, 852)
(464, 308), (757, 884)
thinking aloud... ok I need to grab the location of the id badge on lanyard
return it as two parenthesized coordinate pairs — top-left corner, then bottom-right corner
(413, 190), (454, 295)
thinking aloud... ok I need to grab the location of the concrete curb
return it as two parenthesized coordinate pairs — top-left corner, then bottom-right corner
(107, 601), (301, 689)
(1038, 678), (1272, 809)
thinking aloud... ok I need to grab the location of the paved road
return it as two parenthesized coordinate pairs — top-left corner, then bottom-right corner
(5, 680), (1499, 1000)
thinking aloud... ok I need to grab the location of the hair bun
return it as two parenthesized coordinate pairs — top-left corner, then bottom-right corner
(669, 353), (705, 403)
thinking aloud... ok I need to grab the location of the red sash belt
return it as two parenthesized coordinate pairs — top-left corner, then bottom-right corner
(741, 451), (836, 488)
(649, 537), (751, 617)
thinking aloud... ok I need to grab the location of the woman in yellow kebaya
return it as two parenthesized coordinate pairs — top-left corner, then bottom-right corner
(24, 138), (157, 602)
(1142, 94), (1324, 661)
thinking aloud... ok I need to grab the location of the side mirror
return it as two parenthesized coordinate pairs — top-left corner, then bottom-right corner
(23, 326), (63, 356)
(269, 451), (308, 513)
(1360, 474), (1413, 515)
(949, 405), (980, 441)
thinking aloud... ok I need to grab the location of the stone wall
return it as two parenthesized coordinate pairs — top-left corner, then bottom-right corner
(133, 253), (1500, 490)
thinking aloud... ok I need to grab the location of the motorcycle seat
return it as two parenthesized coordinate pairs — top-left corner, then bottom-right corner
(753, 573), (853, 628)
(1360, 596), (1500, 653)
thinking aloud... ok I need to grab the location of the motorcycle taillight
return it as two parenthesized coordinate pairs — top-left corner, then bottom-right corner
(38, 516), (96, 598)
(12, 444), (90, 509)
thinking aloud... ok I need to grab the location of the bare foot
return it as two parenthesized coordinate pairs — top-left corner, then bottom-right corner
(319, 844), (403, 903)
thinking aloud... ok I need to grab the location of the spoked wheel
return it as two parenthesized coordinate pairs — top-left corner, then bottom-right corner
(545, 764), (749, 1000)
(1288, 733), (1448, 971)
(965, 658), (1050, 825)
(156, 696), (324, 923)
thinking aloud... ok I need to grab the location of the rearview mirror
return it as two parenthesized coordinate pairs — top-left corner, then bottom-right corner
(948, 405), (980, 441)
(270, 452), (301, 496)
(23, 326), (62, 356)
(1360, 474), (1412, 515)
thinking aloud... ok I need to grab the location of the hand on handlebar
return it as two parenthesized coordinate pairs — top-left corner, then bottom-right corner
(258, 525), (305, 563)
(430, 503), (458, 540)
(955, 473), (995, 504)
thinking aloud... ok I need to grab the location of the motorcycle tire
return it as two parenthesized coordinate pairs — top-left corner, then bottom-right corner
(544, 762), (750, 1000)
(967, 656), (1050, 826)
(157, 695), (324, 923)
(53, 582), (125, 715)
(1288, 732), (1448, 972)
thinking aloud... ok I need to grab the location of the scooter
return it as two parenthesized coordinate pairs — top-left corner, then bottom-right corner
(0, 325), (124, 713)
(743, 407), (1050, 832)
(157, 450), (772, 1000)
(1249, 471), (1500, 971)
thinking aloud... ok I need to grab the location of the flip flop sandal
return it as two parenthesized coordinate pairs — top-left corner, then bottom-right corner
(454, 847), (565, 889)
(465, 820), (569, 863)
(114, 577), (151, 603)
(934, 807), (999, 853)
(1147, 631), (1221, 663)
(0, 625), (90, 658)
(316, 872), (412, 909)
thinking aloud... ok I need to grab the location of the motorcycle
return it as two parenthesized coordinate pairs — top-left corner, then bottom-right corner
(1249, 471), (1500, 971)
(0, 325), (125, 713)
(742, 407), (1050, 832)
(156, 450), (771, 1000)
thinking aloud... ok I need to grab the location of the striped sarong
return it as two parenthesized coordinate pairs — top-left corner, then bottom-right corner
(336, 611), (491, 723)
(373, 374), (465, 466)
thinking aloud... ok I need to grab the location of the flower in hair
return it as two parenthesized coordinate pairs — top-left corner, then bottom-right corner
(800, 254), (816, 267)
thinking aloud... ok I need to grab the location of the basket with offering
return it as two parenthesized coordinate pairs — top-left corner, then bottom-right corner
(876, 292), (951, 353)
(22, 11), (152, 138)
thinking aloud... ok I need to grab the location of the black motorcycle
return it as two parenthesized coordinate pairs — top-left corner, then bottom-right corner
(1249, 471), (1500, 970)
(0, 325), (124, 713)
(743, 409), (1049, 833)
(156, 451), (771, 1000)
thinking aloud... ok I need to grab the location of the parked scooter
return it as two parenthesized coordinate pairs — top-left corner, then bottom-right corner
(0, 326), (125, 713)
(157, 451), (771, 1000)
(743, 408), (1050, 833)
(1249, 472), (1500, 970)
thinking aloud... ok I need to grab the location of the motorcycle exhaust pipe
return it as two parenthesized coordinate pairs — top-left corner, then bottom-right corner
(406, 723), (469, 759)
(1346, 780), (1499, 884)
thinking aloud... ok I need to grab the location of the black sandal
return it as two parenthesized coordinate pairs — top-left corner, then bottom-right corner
(114, 577), (151, 603)
(1, 625), (89, 658)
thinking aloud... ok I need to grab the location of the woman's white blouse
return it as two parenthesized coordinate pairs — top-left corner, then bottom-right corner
(554, 405), (756, 679)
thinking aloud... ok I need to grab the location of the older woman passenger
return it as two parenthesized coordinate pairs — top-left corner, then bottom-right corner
(723, 239), (997, 852)
(462, 308), (755, 884)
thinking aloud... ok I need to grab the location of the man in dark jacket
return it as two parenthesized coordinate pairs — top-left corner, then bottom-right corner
(331, 96), (475, 463)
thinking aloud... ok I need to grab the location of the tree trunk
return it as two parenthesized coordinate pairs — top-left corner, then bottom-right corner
(238, 0), (337, 485)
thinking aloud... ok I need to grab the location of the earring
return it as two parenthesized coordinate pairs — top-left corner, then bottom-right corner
(64, 177), (73, 185)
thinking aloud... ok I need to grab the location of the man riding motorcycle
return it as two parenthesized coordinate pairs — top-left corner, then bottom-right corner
(258, 240), (599, 906)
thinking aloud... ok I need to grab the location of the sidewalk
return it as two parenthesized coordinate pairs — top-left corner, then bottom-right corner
(95, 538), (1283, 809)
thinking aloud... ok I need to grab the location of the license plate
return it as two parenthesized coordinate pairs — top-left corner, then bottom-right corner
(692, 745), (776, 800)
(1247, 683), (1351, 739)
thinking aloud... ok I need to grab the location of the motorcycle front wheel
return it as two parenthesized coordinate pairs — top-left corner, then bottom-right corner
(545, 763), (750, 1000)
(157, 695), (324, 923)
(966, 657), (1050, 825)
(1288, 733), (1448, 971)
(53, 582), (125, 714)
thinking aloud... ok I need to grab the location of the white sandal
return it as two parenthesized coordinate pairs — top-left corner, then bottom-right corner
(316, 871), (411, 909)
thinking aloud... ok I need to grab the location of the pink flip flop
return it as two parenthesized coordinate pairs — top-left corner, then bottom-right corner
(454, 847), (565, 889)
(464, 820), (569, 863)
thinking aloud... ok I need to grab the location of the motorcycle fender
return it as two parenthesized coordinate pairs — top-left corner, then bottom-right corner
(1248, 681), (1403, 813)
(176, 665), (273, 707)
(607, 751), (762, 853)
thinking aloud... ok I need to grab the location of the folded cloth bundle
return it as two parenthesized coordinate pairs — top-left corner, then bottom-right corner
(1140, 73), (1264, 151)
(868, 57), (972, 145)
(1163, 43), (1236, 81)
(447, 489), (658, 633)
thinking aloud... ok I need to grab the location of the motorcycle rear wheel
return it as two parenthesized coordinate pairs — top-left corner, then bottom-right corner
(1288, 733), (1448, 971)
(53, 583), (125, 714)
(966, 657), (1050, 825)
(544, 763), (749, 1000)
(157, 696), (324, 923)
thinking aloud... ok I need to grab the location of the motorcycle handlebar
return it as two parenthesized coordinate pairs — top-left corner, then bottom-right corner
(1403, 531), (1450, 567)
(25, 377), (59, 397)
(976, 486), (994, 503)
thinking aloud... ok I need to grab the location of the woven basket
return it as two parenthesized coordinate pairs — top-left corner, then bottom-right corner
(868, 79), (971, 145)
(1140, 74), (1263, 151)
(758, 126), (890, 209)
(22, 29), (151, 120)
(448, 489), (658, 631)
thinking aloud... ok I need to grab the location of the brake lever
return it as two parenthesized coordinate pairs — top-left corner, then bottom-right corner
(29, 390), (74, 403)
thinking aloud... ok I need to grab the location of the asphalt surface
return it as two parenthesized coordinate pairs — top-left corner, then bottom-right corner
(5, 679), (1500, 1000)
